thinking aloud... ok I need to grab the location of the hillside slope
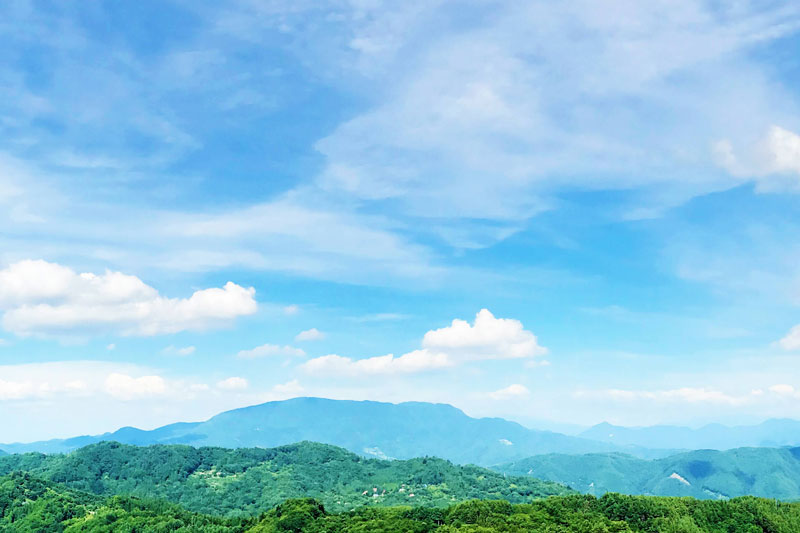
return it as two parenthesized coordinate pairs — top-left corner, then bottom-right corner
(0, 440), (572, 516)
(497, 446), (800, 500)
(3, 472), (800, 532)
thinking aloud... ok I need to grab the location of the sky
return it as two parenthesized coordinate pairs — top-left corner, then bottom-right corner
(2, 0), (800, 442)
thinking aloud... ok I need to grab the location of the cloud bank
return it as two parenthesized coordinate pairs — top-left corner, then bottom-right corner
(302, 309), (546, 376)
(0, 260), (257, 337)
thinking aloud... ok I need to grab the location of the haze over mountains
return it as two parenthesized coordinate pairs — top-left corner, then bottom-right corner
(4, 398), (800, 465)
(1, 398), (637, 465)
(4, 397), (800, 503)
(498, 447), (800, 500)
(580, 419), (800, 450)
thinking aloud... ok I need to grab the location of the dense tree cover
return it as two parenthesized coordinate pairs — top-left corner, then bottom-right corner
(0, 473), (239, 532)
(497, 447), (800, 500)
(3, 473), (800, 532)
(0, 441), (571, 516)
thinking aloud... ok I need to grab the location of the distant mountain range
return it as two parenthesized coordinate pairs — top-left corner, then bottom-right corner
(579, 419), (800, 450)
(1, 397), (667, 465)
(5, 398), (800, 468)
(497, 446), (800, 500)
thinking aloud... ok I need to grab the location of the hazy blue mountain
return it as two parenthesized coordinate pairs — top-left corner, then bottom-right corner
(497, 446), (800, 500)
(580, 419), (800, 450)
(1, 397), (660, 465)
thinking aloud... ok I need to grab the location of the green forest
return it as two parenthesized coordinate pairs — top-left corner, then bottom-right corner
(3, 471), (800, 532)
(0, 441), (569, 516)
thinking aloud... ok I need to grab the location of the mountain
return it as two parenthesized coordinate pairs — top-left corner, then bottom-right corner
(1, 397), (661, 465)
(0, 440), (572, 516)
(580, 419), (800, 450)
(497, 446), (800, 500)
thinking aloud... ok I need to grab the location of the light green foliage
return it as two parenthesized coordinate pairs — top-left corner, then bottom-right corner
(496, 447), (800, 500)
(3, 473), (800, 533)
(0, 441), (571, 516)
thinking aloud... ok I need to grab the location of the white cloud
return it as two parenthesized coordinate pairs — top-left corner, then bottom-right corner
(272, 379), (304, 395)
(302, 309), (545, 376)
(779, 325), (800, 351)
(0, 259), (257, 337)
(283, 304), (300, 315)
(295, 328), (325, 342)
(237, 343), (306, 359)
(162, 345), (196, 356)
(347, 313), (410, 323)
(306, 0), (800, 231)
(423, 309), (547, 360)
(579, 387), (756, 406)
(714, 126), (800, 191)
(302, 350), (452, 377)
(106, 343), (115, 351)
(488, 384), (530, 400)
(769, 384), (800, 398)
(217, 376), (249, 390)
(160, 198), (442, 284)
(104, 373), (168, 401)
(0, 379), (36, 401)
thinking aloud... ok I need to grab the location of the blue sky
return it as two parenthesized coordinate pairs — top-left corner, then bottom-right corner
(2, 0), (800, 441)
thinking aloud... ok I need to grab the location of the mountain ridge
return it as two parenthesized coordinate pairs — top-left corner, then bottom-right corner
(580, 418), (800, 450)
(2, 397), (660, 464)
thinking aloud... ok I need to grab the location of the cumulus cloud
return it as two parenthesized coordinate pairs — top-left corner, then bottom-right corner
(714, 126), (800, 191)
(295, 328), (325, 342)
(272, 379), (304, 395)
(423, 309), (547, 360)
(779, 325), (800, 351)
(0, 259), (257, 337)
(217, 376), (248, 390)
(237, 343), (306, 359)
(488, 384), (530, 400)
(104, 373), (168, 401)
(769, 384), (800, 398)
(0, 379), (37, 401)
(302, 309), (545, 376)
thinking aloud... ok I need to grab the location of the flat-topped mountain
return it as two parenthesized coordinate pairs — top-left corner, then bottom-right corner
(1, 397), (639, 465)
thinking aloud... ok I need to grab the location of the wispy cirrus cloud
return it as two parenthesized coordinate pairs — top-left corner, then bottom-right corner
(237, 343), (306, 359)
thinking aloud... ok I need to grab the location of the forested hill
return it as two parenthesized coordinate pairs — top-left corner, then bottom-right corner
(497, 446), (800, 500)
(0, 440), (571, 516)
(3, 472), (800, 532)
(1, 397), (643, 465)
